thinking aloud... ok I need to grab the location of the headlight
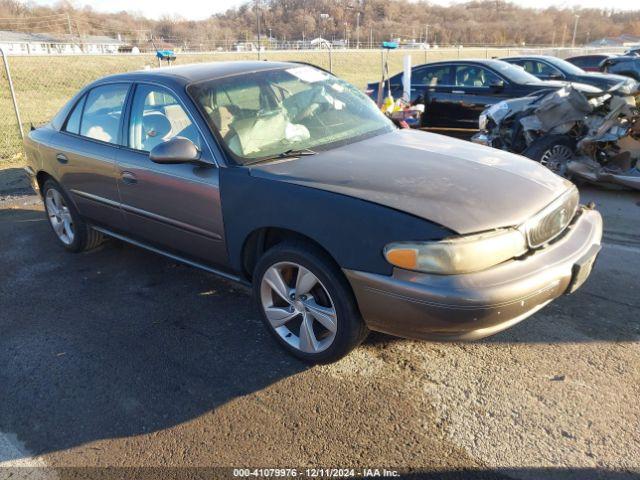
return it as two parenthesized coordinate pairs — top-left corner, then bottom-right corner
(384, 188), (579, 275)
(478, 113), (488, 130)
(383, 228), (528, 275)
(524, 187), (579, 248)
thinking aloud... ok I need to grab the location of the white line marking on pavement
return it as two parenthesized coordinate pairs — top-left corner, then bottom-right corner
(0, 431), (57, 478)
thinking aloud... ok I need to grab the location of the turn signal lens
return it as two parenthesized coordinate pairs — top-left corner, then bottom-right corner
(384, 228), (528, 275)
(384, 247), (418, 270)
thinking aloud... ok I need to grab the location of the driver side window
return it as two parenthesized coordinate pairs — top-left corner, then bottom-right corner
(128, 85), (202, 153)
(522, 60), (562, 78)
(454, 65), (499, 88)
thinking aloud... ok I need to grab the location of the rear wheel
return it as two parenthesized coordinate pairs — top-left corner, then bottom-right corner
(42, 179), (104, 253)
(523, 135), (575, 177)
(253, 242), (368, 363)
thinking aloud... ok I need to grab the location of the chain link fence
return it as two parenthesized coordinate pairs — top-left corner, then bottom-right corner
(0, 46), (625, 164)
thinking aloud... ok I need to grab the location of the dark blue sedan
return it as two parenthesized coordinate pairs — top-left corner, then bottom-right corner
(501, 55), (634, 91)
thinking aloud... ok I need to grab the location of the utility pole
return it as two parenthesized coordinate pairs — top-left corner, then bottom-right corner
(344, 22), (348, 48)
(571, 14), (580, 48)
(425, 24), (431, 46)
(66, 13), (72, 35)
(561, 24), (567, 47)
(255, 0), (261, 59)
(356, 12), (360, 49)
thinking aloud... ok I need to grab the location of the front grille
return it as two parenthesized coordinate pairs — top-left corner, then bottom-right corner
(525, 188), (579, 248)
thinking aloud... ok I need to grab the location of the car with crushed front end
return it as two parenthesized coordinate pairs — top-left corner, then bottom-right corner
(24, 61), (603, 363)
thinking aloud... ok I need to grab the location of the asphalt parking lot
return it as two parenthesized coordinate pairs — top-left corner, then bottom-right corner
(1, 169), (639, 479)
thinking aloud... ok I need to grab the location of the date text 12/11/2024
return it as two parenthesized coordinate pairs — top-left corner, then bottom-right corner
(232, 468), (401, 477)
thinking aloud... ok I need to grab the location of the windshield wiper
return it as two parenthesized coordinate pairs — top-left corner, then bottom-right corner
(245, 148), (317, 166)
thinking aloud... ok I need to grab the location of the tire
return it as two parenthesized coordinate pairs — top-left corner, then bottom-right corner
(523, 135), (575, 178)
(42, 179), (104, 253)
(253, 241), (368, 364)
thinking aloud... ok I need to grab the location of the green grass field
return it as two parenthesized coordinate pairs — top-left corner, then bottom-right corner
(0, 47), (540, 163)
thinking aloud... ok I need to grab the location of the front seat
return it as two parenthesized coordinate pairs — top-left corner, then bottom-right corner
(141, 111), (172, 151)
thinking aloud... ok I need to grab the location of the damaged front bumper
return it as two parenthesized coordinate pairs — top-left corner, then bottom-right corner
(344, 207), (602, 341)
(568, 159), (640, 190)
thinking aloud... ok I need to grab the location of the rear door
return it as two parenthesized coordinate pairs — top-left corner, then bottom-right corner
(43, 82), (130, 230)
(413, 65), (458, 128)
(115, 82), (228, 268)
(448, 65), (511, 129)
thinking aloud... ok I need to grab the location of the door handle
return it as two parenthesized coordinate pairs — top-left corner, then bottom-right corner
(121, 171), (137, 185)
(55, 153), (68, 164)
(452, 90), (465, 94)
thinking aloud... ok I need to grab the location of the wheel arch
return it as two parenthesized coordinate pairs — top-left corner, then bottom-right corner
(241, 227), (340, 282)
(35, 170), (54, 196)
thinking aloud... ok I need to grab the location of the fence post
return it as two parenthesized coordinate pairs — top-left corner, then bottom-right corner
(0, 47), (24, 139)
(328, 46), (333, 73)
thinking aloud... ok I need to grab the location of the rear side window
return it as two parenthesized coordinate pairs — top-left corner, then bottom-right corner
(79, 84), (129, 144)
(414, 66), (452, 86)
(64, 95), (86, 135)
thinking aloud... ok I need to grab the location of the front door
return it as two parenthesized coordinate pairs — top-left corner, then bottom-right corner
(115, 83), (228, 269)
(449, 65), (510, 129)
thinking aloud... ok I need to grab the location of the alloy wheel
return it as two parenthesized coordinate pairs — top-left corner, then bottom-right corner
(540, 144), (573, 177)
(260, 261), (337, 354)
(45, 188), (74, 245)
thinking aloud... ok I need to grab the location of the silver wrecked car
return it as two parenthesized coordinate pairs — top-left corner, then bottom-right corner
(23, 61), (603, 363)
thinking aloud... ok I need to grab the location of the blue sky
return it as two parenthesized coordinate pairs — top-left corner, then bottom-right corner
(31, 0), (639, 20)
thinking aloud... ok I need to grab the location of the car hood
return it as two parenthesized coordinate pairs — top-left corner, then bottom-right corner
(578, 71), (630, 87)
(248, 129), (573, 234)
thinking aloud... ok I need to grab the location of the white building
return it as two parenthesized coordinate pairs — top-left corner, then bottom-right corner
(0, 30), (124, 55)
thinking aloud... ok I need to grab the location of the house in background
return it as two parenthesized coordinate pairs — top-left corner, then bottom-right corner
(0, 30), (124, 54)
(586, 34), (640, 48)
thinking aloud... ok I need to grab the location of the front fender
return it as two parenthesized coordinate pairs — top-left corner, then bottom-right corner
(220, 167), (453, 276)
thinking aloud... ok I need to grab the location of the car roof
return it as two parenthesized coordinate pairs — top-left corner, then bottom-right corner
(607, 55), (638, 62)
(413, 58), (514, 69)
(501, 55), (560, 61)
(91, 60), (300, 86)
(565, 54), (614, 60)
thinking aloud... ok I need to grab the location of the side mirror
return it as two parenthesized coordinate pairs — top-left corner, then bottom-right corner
(149, 137), (202, 165)
(548, 72), (564, 80)
(489, 79), (505, 89)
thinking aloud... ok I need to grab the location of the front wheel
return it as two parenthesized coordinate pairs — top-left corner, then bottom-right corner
(253, 242), (368, 364)
(523, 135), (575, 178)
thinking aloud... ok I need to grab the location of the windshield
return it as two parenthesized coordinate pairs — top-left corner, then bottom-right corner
(545, 56), (586, 75)
(492, 61), (544, 84)
(188, 66), (394, 164)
